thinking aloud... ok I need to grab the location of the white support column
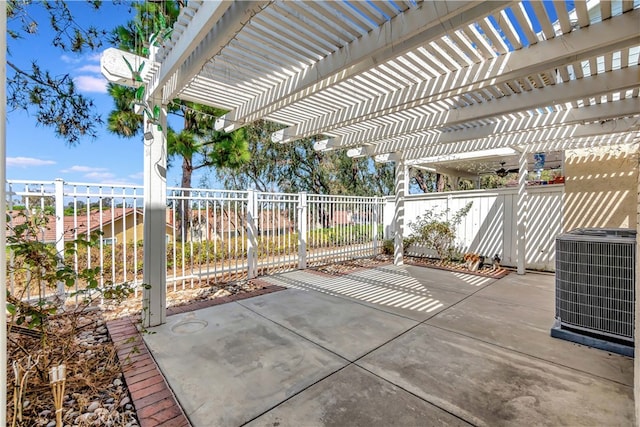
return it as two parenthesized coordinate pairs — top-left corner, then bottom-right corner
(142, 100), (167, 328)
(516, 150), (528, 275)
(54, 179), (66, 298)
(246, 189), (258, 279)
(0, 3), (7, 422)
(394, 155), (408, 265)
(298, 192), (308, 269)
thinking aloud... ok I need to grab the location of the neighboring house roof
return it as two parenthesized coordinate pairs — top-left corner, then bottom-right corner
(189, 209), (295, 234)
(6, 208), (172, 243)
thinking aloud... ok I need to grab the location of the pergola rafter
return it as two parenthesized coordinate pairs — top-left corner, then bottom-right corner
(348, 98), (640, 159)
(210, 1), (512, 131)
(327, 65), (639, 149)
(397, 117), (639, 162)
(282, 11), (639, 145)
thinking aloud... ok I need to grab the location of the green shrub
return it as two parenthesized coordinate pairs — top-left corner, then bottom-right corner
(406, 202), (472, 262)
(6, 211), (134, 371)
(382, 239), (394, 255)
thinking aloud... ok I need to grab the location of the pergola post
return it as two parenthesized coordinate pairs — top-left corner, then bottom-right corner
(394, 153), (408, 266)
(516, 149), (528, 275)
(142, 100), (168, 328)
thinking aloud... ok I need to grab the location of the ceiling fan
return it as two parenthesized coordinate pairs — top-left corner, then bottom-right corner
(495, 162), (519, 178)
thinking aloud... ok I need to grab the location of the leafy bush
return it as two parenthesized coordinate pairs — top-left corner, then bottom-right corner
(5, 211), (134, 371)
(405, 202), (472, 262)
(307, 224), (377, 247)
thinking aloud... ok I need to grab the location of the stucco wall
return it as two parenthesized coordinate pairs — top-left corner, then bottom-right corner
(563, 143), (639, 232)
(101, 214), (173, 244)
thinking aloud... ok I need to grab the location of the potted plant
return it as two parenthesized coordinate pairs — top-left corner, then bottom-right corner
(463, 253), (484, 272)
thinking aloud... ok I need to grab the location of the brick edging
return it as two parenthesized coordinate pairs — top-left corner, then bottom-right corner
(107, 283), (286, 427)
(166, 282), (285, 316)
(107, 316), (191, 427)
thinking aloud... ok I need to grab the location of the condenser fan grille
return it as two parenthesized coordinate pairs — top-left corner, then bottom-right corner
(555, 229), (635, 342)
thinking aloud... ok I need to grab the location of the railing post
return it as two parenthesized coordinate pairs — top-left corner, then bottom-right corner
(54, 178), (66, 299)
(298, 192), (308, 269)
(372, 197), (379, 254)
(246, 190), (258, 279)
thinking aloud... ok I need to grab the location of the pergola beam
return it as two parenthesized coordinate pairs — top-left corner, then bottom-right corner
(328, 65), (639, 148)
(150, 1), (269, 103)
(347, 98), (640, 157)
(417, 165), (478, 180)
(221, 1), (511, 130)
(278, 10), (640, 142)
(402, 117), (640, 161)
(374, 134), (639, 166)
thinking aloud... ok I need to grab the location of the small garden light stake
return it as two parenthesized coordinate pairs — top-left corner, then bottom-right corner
(12, 355), (38, 427)
(49, 364), (66, 427)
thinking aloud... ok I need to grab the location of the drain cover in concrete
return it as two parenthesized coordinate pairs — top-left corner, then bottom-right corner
(171, 319), (208, 335)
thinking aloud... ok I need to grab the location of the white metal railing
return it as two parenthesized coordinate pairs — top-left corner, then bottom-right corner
(5, 179), (385, 304)
(306, 194), (382, 265)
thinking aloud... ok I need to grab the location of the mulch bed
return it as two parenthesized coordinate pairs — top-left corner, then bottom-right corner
(308, 254), (510, 280)
(309, 254), (393, 276)
(404, 256), (510, 279)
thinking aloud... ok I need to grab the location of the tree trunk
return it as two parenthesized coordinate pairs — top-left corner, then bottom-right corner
(180, 155), (193, 241)
(413, 170), (430, 193)
(436, 173), (446, 192)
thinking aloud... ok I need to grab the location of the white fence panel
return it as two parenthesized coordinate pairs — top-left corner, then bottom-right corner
(387, 185), (564, 271)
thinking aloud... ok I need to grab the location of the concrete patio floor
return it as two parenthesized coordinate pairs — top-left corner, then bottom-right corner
(144, 265), (634, 426)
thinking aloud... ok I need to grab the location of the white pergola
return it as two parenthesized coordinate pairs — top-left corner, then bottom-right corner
(99, 0), (640, 328)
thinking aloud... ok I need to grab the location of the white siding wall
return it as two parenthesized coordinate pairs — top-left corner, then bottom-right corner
(385, 185), (563, 271)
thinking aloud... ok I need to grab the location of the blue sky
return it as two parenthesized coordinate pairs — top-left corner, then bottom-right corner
(6, 2), (190, 187)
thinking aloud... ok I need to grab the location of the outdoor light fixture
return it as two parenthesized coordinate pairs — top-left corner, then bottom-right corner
(313, 139), (330, 151)
(495, 162), (518, 177)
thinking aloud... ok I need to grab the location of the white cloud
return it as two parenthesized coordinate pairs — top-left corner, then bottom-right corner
(84, 172), (116, 181)
(77, 64), (102, 73)
(60, 54), (78, 64)
(87, 53), (102, 62)
(62, 53), (106, 94)
(103, 178), (138, 185)
(7, 157), (56, 167)
(74, 75), (108, 94)
(128, 172), (144, 180)
(61, 165), (108, 173)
